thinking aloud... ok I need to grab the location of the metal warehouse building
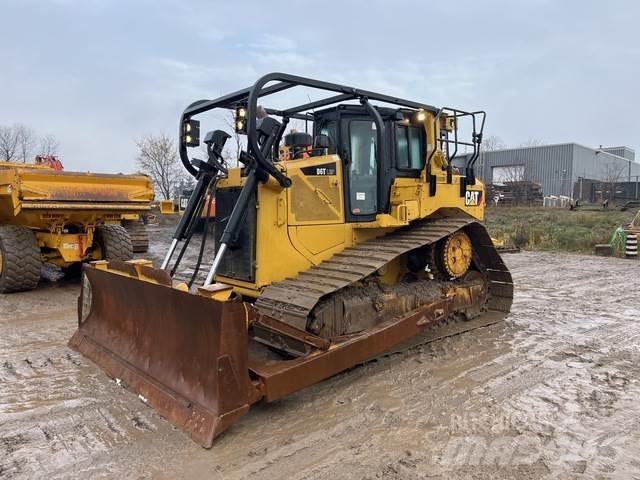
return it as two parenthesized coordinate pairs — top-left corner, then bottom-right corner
(456, 143), (640, 199)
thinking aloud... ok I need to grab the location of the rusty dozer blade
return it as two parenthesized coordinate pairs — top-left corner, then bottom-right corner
(70, 256), (511, 448)
(68, 262), (252, 448)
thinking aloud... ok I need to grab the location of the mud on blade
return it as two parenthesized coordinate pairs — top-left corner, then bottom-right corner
(68, 262), (252, 448)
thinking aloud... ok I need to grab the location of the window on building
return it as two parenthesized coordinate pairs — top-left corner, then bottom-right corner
(492, 165), (525, 183)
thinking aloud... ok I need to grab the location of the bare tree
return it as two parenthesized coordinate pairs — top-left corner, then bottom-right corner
(0, 124), (62, 162)
(15, 124), (37, 162)
(519, 138), (544, 147)
(491, 164), (528, 205)
(173, 176), (196, 199)
(501, 165), (526, 183)
(482, 135), (506, 151)
(600, 160), (626, 202)
(476, 135), (506, 181)
(39, 134), (60, 156)
(0, 125), (18, 161)
(136, 133), (184, 200)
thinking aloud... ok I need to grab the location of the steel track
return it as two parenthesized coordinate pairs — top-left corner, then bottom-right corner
(255, 216), (514, 331)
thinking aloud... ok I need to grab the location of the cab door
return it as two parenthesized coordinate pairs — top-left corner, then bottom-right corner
(342, 118), (379, 222)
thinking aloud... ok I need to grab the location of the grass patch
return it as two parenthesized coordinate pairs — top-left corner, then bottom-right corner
(484, 206), (635, 254)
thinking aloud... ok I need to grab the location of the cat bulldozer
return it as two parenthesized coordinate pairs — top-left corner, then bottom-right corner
(69, 73), (513, 447)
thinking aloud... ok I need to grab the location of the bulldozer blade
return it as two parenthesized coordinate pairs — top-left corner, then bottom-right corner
(68, 264), (252, 448)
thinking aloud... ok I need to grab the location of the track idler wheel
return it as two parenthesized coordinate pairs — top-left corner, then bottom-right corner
(436, 230), (473, 279)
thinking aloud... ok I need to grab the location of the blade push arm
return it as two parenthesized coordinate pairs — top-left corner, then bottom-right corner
(161, 131), (230, 271)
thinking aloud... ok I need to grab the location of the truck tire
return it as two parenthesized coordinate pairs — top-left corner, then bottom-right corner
(95, 224), (133, 261)
(121, 219), (149, 253)
(0, 225), (42, 293)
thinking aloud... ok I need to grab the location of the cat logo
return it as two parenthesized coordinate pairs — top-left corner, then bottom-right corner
(465, 190), (482, 206)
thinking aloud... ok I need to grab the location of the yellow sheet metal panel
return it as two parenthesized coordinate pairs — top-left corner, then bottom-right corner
(253, 179), (313, 291)
(19, 202), (151, 211)
(16, 170), (152, 203)
(1, 163), (153, 221)
(159, 199), (176, 214)
(289, 173), (342, 223)
(292, 224), (346, 256)
(36, 231), (90, 262)
(285, 154), (344, 226)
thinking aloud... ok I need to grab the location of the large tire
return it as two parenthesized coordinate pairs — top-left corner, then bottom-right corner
(95, 224), (133, 261)
(121, 219), (149, 253)
(0, 225), (42, 293)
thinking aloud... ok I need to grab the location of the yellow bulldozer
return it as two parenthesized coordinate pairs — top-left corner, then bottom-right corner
(0, 160), (153, 292)
(69, 73), (513, 447)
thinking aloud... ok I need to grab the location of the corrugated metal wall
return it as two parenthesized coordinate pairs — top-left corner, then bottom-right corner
(600, 146), (635, 162)
(571, 144), (640, 186)
(459, 144), (574, 196)
(454, 143), (640, 197)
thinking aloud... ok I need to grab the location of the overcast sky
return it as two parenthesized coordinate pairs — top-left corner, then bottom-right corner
(1, 0), (638, 173)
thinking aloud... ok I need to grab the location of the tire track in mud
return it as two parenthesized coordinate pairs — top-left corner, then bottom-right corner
(2, 238), (640, 478)
(501, 353), (640, 478)
(0, 348), (91, 421)
(0, 345), (166, 480)
(0, 228), (219, 479)
(0, 401), (162, 479)
(154, 245), (640, 478)
(177, 324), (520, 479)
(459, 254), (640, 479)
(466, 314), (640, 407)
(0, 284), (167, 479)
(362, 253), (640, 479)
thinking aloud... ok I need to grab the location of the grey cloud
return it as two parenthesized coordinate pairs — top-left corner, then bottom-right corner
(1, 0), (638, 173)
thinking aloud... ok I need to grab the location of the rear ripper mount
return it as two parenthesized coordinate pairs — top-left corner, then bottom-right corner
(69, 72), (512, 447)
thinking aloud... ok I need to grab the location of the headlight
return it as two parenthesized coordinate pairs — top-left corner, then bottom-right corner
(182, 119), (200, 147)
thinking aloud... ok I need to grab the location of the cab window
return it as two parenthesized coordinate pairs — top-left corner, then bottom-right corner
(395, 124), (424, 170)
(319, 121), (337, 154)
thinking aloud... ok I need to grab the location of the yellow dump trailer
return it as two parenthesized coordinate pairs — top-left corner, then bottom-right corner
(0, 161), (153, 292)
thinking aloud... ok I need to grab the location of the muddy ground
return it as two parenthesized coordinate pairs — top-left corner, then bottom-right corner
(1, 222), (639, 479)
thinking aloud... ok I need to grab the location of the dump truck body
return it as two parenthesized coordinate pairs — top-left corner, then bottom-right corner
(0, 161), (153, 291)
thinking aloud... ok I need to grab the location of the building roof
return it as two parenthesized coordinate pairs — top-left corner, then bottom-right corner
(600, 145), (635, 153)
(481, 142), (636, 163)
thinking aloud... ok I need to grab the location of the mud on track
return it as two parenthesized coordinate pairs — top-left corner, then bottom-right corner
(1, 225), (640, 479)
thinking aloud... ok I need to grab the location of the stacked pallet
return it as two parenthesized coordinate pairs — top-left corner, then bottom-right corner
(488, 181), (544, 206)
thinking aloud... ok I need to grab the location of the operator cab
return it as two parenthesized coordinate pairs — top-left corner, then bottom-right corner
(311, 105), (426, 222)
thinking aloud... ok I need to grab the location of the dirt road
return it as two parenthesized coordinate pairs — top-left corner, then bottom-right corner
(1, 228), (639, 479)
